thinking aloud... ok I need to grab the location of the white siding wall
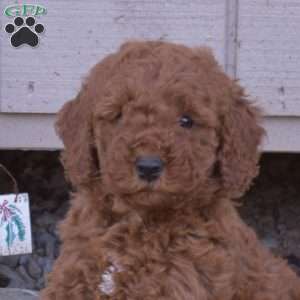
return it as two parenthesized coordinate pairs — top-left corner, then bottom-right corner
(0, 0), (300, 151)
(237, 0), (300, 116)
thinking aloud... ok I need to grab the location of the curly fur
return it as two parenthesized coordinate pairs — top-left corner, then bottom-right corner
(41, 41), (300, 300)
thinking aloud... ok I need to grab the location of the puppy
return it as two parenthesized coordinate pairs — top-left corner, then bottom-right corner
(41, 41), (300, 300)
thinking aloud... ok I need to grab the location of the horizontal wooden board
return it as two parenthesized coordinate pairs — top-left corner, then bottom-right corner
(237, 0), (300, 116)
(0, 0), (227, 113)
(1, 114), (300, 152)
(0, 114), (61, 150)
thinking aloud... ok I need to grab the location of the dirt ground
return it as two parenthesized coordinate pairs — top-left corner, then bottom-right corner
(0, 151), (300, 289)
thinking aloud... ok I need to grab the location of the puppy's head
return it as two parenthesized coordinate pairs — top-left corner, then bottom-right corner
(56, 41), (264, 209)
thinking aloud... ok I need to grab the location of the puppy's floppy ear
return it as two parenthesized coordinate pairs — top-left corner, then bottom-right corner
(218, 87), (265, 199)
(55, 89), (99, 187)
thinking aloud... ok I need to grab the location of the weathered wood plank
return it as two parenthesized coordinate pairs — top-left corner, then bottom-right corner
(0, 114), (61, 149)
(237, 0), (300, 116)
(1, 114), (300, 152)
(0, 0), (227, 113)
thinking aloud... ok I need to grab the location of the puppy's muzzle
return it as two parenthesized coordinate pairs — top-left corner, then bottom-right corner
(136, 156), (163, 182)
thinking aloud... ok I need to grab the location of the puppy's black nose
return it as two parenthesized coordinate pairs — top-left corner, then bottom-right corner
(136, 156), (163, 182)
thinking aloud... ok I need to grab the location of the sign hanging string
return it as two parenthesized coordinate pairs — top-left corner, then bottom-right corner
(0, 163), (19, 202)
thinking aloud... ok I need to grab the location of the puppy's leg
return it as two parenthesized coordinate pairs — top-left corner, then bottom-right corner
(40, 242), (102, 300)
(40, 195), (107, 300)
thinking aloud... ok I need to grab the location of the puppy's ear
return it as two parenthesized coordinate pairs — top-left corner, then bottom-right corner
(218, 87), (265, 199)
(55, 89), (99, 187)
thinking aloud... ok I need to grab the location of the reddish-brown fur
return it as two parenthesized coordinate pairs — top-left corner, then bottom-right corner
(41, 41), (300, 300)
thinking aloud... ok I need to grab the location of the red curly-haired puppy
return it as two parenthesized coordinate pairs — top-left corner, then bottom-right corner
(41, 41), (300, 300)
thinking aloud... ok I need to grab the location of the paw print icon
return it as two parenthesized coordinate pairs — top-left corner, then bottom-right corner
(5, 16), (44, 48)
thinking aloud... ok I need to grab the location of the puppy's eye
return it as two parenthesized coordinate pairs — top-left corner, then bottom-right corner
(179, 115), (194, 128)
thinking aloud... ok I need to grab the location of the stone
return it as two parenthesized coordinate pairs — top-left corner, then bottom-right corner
(42, 257), (54, 275)
(19, 254), (31, 266)
(35, 212), (58, 228)
(35, 247), (45, 256)
(27, 256), (42, 280)
(34, 231), (56, 259)
(0, 264), (26, 288)
(0, 255), (20, 268)
(262, 236), (279, 250)
(35, 276), (45, 290)
(17, 265), (35, 290)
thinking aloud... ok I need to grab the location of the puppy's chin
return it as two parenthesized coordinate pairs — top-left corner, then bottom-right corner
(105, 177), (216, 214)
(103, 176), (192, 198)
(117, 190), (185, 212)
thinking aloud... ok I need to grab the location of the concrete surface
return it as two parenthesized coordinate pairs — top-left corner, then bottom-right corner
(0, 288), (39, 300)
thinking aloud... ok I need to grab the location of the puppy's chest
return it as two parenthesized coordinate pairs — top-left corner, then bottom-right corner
(97, 223), (235, 299)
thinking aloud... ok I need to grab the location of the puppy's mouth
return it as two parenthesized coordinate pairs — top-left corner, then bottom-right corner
(138, 179), (162, 192)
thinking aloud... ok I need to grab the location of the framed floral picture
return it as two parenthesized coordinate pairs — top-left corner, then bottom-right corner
(0, 193), (32, 256)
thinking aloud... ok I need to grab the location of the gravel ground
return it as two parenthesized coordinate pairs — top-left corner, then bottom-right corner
(239, 153), (300, 274)
(0, 150), (299, 290)
(0, 151), (69, 290)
